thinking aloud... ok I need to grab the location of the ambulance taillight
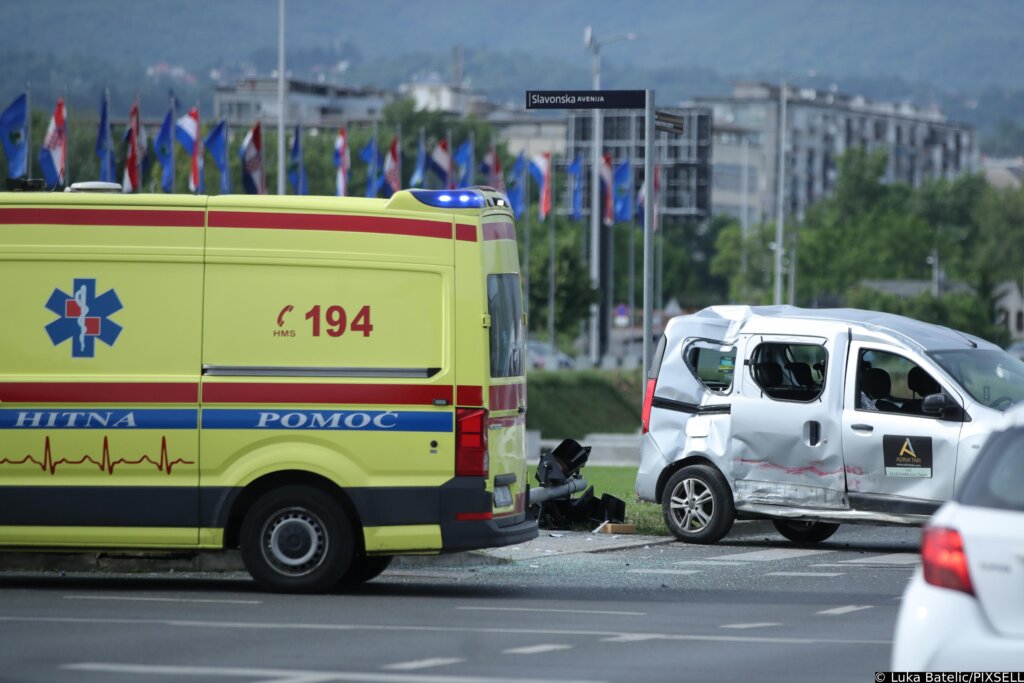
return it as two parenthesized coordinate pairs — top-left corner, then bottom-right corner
(455, 408), (489, 477)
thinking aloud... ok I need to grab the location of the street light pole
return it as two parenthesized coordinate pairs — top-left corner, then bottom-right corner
(584, 26), (636, 365)
(277, 0), (286, 195)
(773, 79), (787, 305)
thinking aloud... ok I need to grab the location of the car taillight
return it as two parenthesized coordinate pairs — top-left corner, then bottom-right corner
(921, 527), (974, 596)
(455, 408), (489, 477)
(641, 378), (657, 434)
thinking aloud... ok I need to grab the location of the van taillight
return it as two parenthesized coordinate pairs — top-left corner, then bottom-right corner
(455, 408), (489, 477)
(641, 378), (657, 434)
(921, 527), (974, 596)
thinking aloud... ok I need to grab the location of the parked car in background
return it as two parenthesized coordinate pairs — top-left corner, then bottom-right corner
(892, 407), (1024, 670)
(527, 340), (575, 370)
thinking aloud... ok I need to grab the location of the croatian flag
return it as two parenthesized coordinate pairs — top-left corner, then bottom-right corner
(599, 152), (614, 226)
(239, 121), (265, 194)
(122, 102), (141, 193)
(481, 146), (505, 192)
(38, 97), (67, 188)
(636, 164), (661, 231)
(333, 126), (350, 196)
(427, 139), (451, 188)
(383, 135), (400, 195)
(175, 107), (202, 193)
(529, 152), (551, 221)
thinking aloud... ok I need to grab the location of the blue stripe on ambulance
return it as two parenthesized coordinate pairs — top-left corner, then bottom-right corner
(0, 409), (197, 429)
(201, 409), (453, 431)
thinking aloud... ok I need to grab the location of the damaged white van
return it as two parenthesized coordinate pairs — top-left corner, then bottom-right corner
(636, 305), (1024, 544)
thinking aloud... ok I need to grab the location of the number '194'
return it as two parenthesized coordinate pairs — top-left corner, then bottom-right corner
(304, 305), (373, 337)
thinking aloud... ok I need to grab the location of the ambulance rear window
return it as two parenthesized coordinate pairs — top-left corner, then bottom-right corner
(487, 274), (524, 378)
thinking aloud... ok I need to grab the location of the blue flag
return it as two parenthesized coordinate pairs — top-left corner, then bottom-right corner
(567, 155), (583, 221)
(288, 125), (308, 195)
(409, 134), (426, 188)
(95, 97), (116, 183)
(453, 139), (473, 187)
(154, 110), (174, 193)
(505, 152), (527, 219)
(360, 136), (385, 197)
(613, 160), (632, 223)
(0, 94), (28, 179)
(203, 119), (230, 194)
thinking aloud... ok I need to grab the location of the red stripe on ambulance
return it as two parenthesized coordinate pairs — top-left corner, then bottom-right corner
(489, 382), (526, 412)
(203, 383), (453, 406)
(0, 382), (199, 403)
(209, 211), (455, 240)
(0, 208), (204, 228)
(482, 222), (516, 241)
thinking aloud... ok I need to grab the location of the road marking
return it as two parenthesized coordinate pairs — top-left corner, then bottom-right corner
(817, 605), (873, 616)
(672, 560), (747, 566)
(9, 616), (892, 646)
(63, 662), (597, 683)
(384, 658), (464, 671)
(502, 644), (574, 655)
(601, 634), (664, 643)
(840, 553), (920, 565)
(626, 569), (701, 576)
(719, 623), (782, 629)
(63, 595), (261, 605)
(765, 571), (844, 577)
(711, 548), (834, 562)
(810, 563), (916, 570)
(459, 606), (645, 616)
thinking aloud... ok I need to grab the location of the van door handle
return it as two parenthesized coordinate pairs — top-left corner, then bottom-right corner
(851, 423), (874, 433)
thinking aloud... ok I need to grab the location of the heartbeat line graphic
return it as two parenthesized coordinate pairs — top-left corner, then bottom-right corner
(0, 436), (195, 476)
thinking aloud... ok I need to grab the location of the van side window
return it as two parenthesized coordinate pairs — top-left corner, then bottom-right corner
(750, 342), (826, 402)
(684, 341), (736, 393)
(857, 349), (942, 416)
(487, 274), (524, 378)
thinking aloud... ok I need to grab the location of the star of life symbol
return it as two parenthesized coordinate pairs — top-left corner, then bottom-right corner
(44, 278), (123, 358)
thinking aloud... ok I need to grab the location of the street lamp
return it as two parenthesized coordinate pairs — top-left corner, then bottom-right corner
(584, 26), (637, 364)
(773, 72), (817, 305)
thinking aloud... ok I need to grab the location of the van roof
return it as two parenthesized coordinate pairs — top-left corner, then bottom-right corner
(667, 305), (997, 354)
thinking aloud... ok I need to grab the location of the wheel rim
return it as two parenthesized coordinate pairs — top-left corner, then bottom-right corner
(261, 507), (328, 577)
(668, 477), (715, 533)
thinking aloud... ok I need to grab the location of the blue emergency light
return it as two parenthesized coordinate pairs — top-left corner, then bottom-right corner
(410, 189), (486, 209)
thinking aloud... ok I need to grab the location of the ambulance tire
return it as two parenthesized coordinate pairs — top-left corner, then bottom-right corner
(240, 485), (354, 593)
(771, 519), (841, 544)
(662, 465), (735, 544)
(337, 555), (394, 587)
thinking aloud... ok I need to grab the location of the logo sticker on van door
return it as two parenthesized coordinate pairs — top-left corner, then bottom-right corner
(882, 435), (933, 478)
(44, 278), (123, 358)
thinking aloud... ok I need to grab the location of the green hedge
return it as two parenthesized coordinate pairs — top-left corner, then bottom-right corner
(525, 370), (643, 439)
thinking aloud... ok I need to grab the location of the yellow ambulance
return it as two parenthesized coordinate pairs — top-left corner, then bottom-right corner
(0, 184), (535, 592)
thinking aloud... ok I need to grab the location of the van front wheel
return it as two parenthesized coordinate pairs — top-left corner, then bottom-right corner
(772, 519), (840, 544)
(240, 485), (354, 593)
(662, 465), (735, 544)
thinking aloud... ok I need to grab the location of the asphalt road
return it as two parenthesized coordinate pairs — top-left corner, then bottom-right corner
(0, 523), (919, 683)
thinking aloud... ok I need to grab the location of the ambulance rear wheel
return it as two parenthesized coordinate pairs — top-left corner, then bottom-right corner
(772, 519), (840, 544)
(662, 465), (735, 544)
(337, 555), (393, 587)
(240, 485), (354, 593)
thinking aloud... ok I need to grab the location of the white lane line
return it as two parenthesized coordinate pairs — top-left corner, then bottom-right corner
(672, 560), (746, 566)
(712, 548), (834, 562)
(601, 634), (664, 643)
(840, 553), (920, 565)
(459, 606), (645, 616)
(502, 644), (574, 655)
(63, 662), (598, 683)
(765, 572), (844, 577)
(817, 605), (873, 616)
(14, 616), (891, 646)
(626, 569), (702, 576)
(719, 622), (782, 630)
(64, 595), (261, 605)
(383, 658), (464, 671)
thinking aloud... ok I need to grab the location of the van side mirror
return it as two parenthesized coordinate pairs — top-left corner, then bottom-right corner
(922, 393), (963, 421)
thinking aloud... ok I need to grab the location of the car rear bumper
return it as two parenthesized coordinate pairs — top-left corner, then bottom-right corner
(440, 516), (538, 552)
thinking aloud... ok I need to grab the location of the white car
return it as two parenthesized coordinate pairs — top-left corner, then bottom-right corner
(892, 413), (1024, 671)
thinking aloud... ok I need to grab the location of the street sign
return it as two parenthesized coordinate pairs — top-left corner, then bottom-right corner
(655, 111), (685, 134)
(525, 90), (647, 110)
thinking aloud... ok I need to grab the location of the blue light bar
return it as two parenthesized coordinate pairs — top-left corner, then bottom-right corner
(410, 189), (486, 209)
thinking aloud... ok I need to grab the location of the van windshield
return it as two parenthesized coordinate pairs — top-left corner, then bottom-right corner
(929, 348), (1024, 411)
(487, 274), (524, 378)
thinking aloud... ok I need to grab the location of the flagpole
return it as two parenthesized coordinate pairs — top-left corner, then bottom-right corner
(104, 89), (111, 182)
(547, 154), (557, 358)
(276, 0), (286, 195)
(396, 122), (402, 189)
(628, 112), (637, 363)
(468, 130), (474, 187)
(446, 129), (453, 189)
(64, 86), (71, 186)
(26, 82), (32, 179)
(136, 95), (144, 191)
(170, 92), (177, 194)
(523, 166), (531, 329)
(371, 120), (378, 196)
